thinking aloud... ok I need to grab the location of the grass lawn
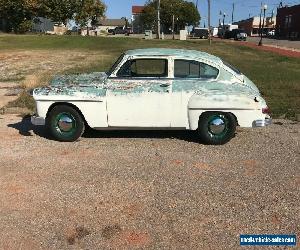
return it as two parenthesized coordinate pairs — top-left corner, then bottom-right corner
(0, 35), (299, 118)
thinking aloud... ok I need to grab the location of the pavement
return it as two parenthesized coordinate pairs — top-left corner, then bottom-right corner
(246, 37), (300, 51)
(0, 114), (299, 249)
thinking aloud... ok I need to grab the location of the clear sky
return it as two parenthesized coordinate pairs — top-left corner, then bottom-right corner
(103, 0), (300, 27)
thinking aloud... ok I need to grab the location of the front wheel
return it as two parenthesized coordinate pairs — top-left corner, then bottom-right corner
(198, 112), (237, 145)
(46, 105), (85, 142)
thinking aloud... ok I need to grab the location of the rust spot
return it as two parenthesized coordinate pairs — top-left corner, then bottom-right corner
(193, 162), (210, 170)
(172, 160), (184, 165)
(270, 213), (281, 225)
(242, 160), (259, 177)
(121, 231), (151, 247)
(123, 203), (142, 217)
(6, 184), (25, 194)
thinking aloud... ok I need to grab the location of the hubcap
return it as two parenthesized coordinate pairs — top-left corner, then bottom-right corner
(208, 116), (227, 135)
(55, 113), (76, 134)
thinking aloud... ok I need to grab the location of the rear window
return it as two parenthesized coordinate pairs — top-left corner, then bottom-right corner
(174, 60), (219, 79)
(222, 61), (242, 75)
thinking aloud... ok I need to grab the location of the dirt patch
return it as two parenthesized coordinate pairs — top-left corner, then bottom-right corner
(65, 226), (91, 245)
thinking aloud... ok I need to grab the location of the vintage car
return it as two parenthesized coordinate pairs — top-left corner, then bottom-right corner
(31, 48), (271, 144)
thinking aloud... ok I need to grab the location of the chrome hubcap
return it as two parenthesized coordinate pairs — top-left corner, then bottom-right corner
(57, 115), (74, 132)
(209, 117), (226, 135)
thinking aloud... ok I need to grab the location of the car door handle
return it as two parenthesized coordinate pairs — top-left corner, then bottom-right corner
(160, 83), (170, 88)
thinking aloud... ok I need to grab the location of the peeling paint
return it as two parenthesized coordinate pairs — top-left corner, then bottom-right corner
(34, 72), (107, 98)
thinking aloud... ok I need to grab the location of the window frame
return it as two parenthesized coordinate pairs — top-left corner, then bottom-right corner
(116, 58), (169, 78)
(173, 59), (219, 80)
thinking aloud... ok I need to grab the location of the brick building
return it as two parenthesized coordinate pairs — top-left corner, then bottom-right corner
(276, 4), (300, 39)
(131, 6), (145, 34)
(234, 16), (276, 36)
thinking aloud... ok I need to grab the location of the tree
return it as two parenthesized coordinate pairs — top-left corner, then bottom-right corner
(38, 0), (78, 25)
(74, 0), (106, 35)
(141, 0), (200, 33)
(0, 0), (39, 33)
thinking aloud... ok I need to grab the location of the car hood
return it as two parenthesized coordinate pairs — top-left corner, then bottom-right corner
(33, 72), (108, 100)
(50, 72), (107, 87)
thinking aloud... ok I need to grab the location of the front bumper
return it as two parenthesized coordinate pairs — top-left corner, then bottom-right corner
(31, 115), (45, 126)
(253, 118), (272, 127)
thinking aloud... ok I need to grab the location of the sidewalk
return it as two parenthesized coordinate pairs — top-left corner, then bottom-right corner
(218, 38), (300, 58)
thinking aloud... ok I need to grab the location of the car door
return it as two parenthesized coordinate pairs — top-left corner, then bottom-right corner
(171, 59), (220, 128)
(106, 58), (172, 127)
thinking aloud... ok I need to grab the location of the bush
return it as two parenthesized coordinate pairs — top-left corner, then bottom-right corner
(15, 20), (33, 34)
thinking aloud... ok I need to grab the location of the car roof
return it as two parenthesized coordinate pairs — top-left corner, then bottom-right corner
(125, 48), (223, 65)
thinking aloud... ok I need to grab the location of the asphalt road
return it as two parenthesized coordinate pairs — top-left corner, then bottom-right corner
(0, 114), (299, 249)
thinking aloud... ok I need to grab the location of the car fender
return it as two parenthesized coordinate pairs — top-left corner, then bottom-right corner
(187, 92), (265, 129)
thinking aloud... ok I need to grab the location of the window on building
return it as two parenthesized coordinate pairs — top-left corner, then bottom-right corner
(285, 15), (292, 28)
(174, 60), (219, 79)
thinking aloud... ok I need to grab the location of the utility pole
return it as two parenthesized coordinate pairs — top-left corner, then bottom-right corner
(232, 3), (235, 24)
(208, 0), (211, 45)
(172, 14), (175, 40)
(157, 0), (161, 39)
(259, 2), (262, 37)
(223, 12), (226, 38)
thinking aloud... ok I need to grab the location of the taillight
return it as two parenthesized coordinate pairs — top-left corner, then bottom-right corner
(262, 107), (271, 114)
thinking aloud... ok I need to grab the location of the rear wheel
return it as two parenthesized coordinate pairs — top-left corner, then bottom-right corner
(46, 105), (85, 142)
(198, 112), (237, 145)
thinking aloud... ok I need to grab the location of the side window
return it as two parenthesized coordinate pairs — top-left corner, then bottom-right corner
(199, 63), (219, 79)
(117, 59), (168, 77)
(174, 60), (219, 79)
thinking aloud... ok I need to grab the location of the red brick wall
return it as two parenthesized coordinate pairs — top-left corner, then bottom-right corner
(276, 4), (300, 39)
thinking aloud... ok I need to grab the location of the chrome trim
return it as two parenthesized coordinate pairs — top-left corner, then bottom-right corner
(189, 108), (256, 111)
(253, 118), (272, 127)
(37, 100), (103, 103)
(31, 115), (45, 126)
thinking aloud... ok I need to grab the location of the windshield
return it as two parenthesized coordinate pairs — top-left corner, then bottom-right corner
(106, 53), (125, 76)
(222, 60), (242, 75)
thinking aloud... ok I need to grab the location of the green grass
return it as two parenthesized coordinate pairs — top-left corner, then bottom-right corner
(1, 35), (300, 118)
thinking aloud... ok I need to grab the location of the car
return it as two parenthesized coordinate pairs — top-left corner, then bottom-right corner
(110, 27), (132, 36)
(31, 48), (271, 144)
(268, 30), (275, 36)
(191, 28), (209, 39)
(226, 29), (247, 41)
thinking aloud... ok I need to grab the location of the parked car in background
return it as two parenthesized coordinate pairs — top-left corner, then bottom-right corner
(31, 49), (271, 144)
(267, 30), (275, 37)
(191, 28), (209, 39)
(109, 27), (132, 36)
(225, 29), (247, 41)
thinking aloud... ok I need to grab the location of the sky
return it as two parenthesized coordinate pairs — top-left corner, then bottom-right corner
(103, 0), (300, 27)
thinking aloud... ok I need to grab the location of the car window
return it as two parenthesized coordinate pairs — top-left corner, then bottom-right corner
(106, 53), (125, 76)
(174, 60), (219, 79)
(117, 59), (168, 77)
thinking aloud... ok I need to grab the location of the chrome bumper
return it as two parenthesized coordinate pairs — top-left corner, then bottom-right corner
(31, 115), (45, 126)
(253, 118), (272, 127)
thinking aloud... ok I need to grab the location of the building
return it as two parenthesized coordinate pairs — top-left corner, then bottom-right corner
(32, 17), (54, 33)
(276, 4), (300, 39)
(234, 16), (276, 36)
(97, 19), (126, 33)
(132, 6), (145, 34)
